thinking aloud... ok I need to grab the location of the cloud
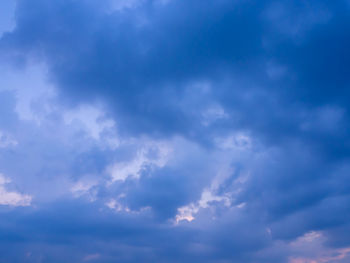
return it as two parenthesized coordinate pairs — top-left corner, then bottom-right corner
(0, 0), (350, 262)
(83, 253), (101, 262)
(0, 130), (17, 148)
(106, 139), (171, 182)
(0, 0), (16, 37)
(0, 174), (31, 207)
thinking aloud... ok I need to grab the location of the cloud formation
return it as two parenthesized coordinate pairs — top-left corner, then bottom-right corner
(0, 174), (31, 207)
(0, 0), (350, 262)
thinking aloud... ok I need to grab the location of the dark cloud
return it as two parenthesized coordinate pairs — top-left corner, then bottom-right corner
(0, 0), (350, 262)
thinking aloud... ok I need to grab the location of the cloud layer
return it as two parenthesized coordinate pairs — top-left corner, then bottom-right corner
(0, 0), (350, 262)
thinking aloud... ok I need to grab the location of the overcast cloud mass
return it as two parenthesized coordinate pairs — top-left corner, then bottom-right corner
(0, 0), (350, 262)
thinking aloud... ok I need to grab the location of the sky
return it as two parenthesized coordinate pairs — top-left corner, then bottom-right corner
(0, 0), (350, 262)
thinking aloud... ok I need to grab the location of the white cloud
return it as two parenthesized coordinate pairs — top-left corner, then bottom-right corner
(0, 174), (32, 207)
(175, 187), (232, 223)
(71, 179), (98, 201)
(64, 104), (116, 142)
(107, 140), (171, 182)
(201, 104), (228, 126)
(0, 131), (17, 148)
(0, 62), (56, 123)
(106, 198), (124, 212)
(175, 142), (253, 223)
(289, 231), (350, 263)
(215, 132), (252, 150)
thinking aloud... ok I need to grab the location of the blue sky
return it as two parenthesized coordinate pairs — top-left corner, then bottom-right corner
(0, 0), (350, 262)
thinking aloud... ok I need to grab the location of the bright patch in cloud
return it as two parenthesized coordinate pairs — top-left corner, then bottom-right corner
(107, 140), (171, 182)
(64, 105), (116, 141)
(0, 174), (32, 207)
(0, 131), (17, 148)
